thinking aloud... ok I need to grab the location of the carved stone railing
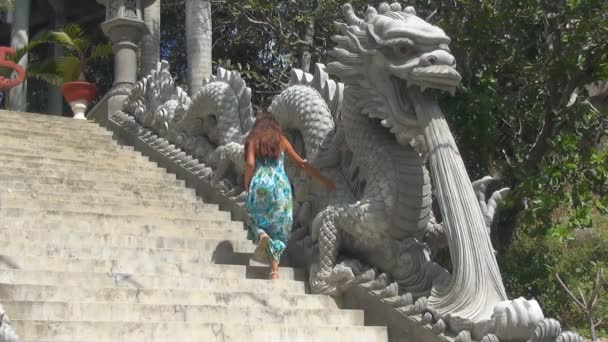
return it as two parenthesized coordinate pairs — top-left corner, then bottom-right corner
(91, 3), (586, 342)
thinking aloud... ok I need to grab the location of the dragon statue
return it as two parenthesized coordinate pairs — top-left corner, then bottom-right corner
(117, 3), (584, 341)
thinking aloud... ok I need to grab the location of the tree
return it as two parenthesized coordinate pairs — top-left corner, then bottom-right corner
(141, 0), (161, 76)
(185, 0), (212, 93)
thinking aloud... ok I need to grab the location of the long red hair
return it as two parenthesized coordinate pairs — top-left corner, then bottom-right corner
(245, 111), (282, 160)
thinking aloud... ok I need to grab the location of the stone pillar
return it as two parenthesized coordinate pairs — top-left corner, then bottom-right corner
(8, 0), (30, 112)
(47, 0), (65, 116)
(141, 0), (160, 77)
(100, 0), (149, 117)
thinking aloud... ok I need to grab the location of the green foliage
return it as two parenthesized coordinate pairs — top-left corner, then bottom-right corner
(413, 0), (608, 335)
(50, 24), (112, 83)
(501, 221), (608, 337)
(0, 30), (62, 86)
(0, 24), (111, 87)
(161, 0), (371, 108)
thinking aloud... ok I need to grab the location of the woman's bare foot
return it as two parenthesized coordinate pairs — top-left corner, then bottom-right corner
(270, 260), (279, 280)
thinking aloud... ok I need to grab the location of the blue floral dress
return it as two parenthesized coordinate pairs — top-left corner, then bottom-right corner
(246, 152), (293, 263)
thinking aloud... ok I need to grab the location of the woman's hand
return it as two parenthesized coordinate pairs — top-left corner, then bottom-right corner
(322, 176), (336, 192)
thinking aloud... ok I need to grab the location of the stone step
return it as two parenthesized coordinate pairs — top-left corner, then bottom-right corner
(0, 174), (189, 192)
(0, 198), (221, 218)
(0, 110), (109, 127)
(0, 157), (168, 176)
(0, 221), (247, 246)
(0, 143), (150, 159)
(0, 153), (159, 170)
(0, 112), (112, 130)
(0, 135), (137, 154)
(0, 173), (183, 191)
(1, 213), (244, 240)
(0, 182), (198, 202)
(12, 321), (387, 342)
(0, 127), (112, 144)
(0, 226), (253, 252)
(1, 146), (151, 164)
(0, 208), (238, 230)
(0, 269), (306, 294)
(0, 283), (336, 309)
(3, 190), (202, 207)
(1, 166), (177, 182)
(0, 238), (256, 265)
(0, 140), (136, 157)
(0, 253), (301, 281)
(4, 301), (361, 326)
(0, 120), (112, 137)
(0, 130), (118, 146)
(0, 117), (111, 132)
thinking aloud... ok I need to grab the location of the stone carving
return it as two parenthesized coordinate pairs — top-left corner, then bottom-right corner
(107, 0), (120, 19)
(117, 3), (584, 341)
(122, 60), (253, 198)
(124, 0), (138, 18)
(270, 2), (506, 332)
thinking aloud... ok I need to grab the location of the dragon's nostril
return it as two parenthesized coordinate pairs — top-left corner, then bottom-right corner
(427, 56), (437, 65)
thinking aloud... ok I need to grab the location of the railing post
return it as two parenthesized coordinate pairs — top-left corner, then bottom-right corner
(96, 0), (149, 121)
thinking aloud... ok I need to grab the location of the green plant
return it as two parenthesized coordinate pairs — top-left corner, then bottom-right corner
(0, 30), (62, 86)
(50, 24), (112, 83)
(0, 24), (113, 87)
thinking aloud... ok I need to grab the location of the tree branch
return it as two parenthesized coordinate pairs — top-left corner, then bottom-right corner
(556, 273), (587, 309)
(587, 269), (604, 310)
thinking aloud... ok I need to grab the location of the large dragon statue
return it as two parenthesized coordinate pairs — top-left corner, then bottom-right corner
(117, 3), (583, 341)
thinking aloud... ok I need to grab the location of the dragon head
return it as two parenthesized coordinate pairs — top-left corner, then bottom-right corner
(328, 3), (461, 144)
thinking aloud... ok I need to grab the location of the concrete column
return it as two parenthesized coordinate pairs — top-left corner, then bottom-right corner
(100, 2), (148, 118)
(102, 18), (148, 86)
(141, 0), (160, 76)
(8, 0), (31, 112)
(48, 0), (65, 116)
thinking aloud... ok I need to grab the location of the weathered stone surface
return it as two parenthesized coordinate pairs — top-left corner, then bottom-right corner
(0, 109), (385, 340)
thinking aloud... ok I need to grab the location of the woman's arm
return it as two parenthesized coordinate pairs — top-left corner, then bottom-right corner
(244, 140), (256, 191)
(281, 136), (335, 192)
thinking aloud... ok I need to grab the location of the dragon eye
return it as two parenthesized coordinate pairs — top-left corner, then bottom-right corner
(427, 56), (437, 65)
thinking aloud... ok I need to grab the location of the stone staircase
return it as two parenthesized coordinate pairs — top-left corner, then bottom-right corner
(0, 110), (387, 341)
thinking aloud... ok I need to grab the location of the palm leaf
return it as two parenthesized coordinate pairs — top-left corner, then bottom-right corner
(71, 38), (88, 57)
(60, 24), (85, 40)
(27, 59), (62, 86)
(6, 30), (55, 65)
(50, 24), (86, 55)
(56, 55), (82, 83)
(86, 43), (113, 63)
(50, 31), (77, 53)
